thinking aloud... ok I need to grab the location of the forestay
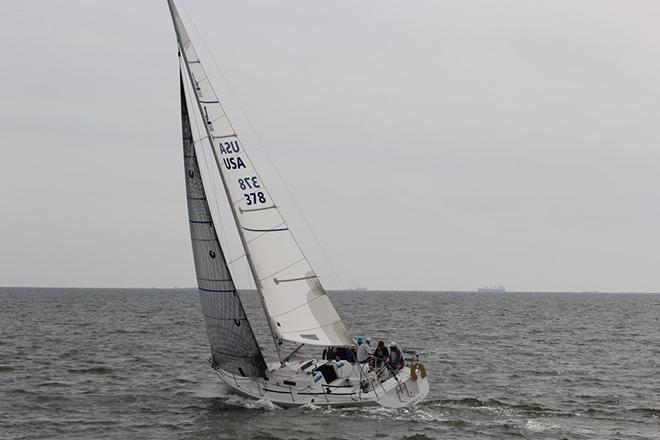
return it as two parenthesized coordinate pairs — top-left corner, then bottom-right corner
(180, 75), (267, 377)
(168, 0), (354, 347)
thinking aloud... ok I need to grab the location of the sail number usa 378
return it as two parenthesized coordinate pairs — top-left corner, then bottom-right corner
(218, 139), (267, 206)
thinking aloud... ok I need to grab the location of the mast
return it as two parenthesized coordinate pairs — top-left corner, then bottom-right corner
(166, 0), (284, 363)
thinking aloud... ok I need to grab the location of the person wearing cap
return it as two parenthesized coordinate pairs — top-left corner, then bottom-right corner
(356, 337), (372, 363)
(388, 341), (404, 371)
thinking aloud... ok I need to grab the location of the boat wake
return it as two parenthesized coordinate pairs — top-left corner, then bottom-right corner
(224, 395), (282, 411)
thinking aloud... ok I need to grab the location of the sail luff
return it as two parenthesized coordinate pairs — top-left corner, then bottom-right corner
(167, 0), (284, 360)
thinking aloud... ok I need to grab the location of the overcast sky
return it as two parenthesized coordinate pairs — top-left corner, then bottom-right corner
(1, 1), (659, 292)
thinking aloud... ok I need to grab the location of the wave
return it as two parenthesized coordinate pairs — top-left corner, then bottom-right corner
(426, 397), (497, 407)
(223, 394), (282, 411)
(424, 397), (561, 418)
(108, 328), (149, 335)
(36, 380), (76, 388)
(626, 407), (660, 417)
(400, 435), (436, 440)
(425, 397), (660, 428)
(524, 419), (562, 433)
(67, 366), (114, 375)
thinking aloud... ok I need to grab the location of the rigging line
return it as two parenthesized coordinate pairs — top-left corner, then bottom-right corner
(277, 319), (345, 336)
(183, 63), (234, 269)
(246, 253), (254, 292)
(283, 344), (305, 363)
(178, 5), (274, 302)
(245, 228), (273, 245)
(227, 253), (246, 265)
(269, 292), (327, 320)
(209, 113), (228, 123)
(177, 4), (325, 302)
(177, 2), (346, 291)
(225, 123), (335, 291)
(258, 257), (306, 283)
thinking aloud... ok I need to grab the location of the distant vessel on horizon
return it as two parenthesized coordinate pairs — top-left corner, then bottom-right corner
(478, 286), (506, 293)
(348, 286), (368, 292)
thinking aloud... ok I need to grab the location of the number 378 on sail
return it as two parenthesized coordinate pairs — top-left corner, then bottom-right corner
(166, 0), (429, 407)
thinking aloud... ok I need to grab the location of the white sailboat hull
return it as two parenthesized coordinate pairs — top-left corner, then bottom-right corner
(214, 359), (430, 408)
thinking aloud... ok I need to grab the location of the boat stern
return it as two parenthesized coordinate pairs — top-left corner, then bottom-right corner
(375, 364), (430, 408)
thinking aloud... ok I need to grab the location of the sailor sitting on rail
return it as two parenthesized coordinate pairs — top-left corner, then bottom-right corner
(356, 337), (373, 363)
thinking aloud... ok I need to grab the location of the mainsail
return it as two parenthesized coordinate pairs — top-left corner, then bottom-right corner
(180, 74), (267, 378)
(168, 0), (354, 347)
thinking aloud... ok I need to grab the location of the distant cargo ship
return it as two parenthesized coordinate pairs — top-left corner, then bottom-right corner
(478, 286), (506, 293)
(348, 286), (368, 292)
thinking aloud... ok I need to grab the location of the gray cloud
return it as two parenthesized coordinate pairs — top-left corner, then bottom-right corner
(1, 1), (658, 292)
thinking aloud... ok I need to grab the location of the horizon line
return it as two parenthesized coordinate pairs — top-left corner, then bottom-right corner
(1, 286), (658, 295)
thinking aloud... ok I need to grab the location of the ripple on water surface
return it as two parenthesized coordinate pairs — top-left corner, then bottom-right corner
(0, 288), (659, 439)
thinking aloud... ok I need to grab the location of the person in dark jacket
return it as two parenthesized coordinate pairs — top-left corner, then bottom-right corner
(323, 346), (336, 360)
(335, 346), (354, 361)
(373, 340), (389, 370)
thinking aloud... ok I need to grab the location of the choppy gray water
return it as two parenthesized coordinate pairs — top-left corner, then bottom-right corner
(0, 288), (658, 439)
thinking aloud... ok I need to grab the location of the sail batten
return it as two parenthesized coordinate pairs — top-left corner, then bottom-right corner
(242, 226), (289, 233)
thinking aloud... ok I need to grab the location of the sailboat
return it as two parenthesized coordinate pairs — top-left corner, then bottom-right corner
(166, 0), (429, 408)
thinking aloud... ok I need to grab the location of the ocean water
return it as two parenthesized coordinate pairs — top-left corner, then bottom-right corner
(0, 288), (658, 440)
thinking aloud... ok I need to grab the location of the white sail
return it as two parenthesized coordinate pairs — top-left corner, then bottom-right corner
(167, 0), (354, 347)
